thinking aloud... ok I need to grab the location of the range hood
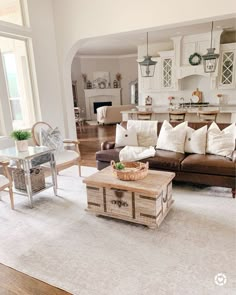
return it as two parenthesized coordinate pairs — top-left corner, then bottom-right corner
(176, 64), (209, 79)
(172, 30), (222, 80)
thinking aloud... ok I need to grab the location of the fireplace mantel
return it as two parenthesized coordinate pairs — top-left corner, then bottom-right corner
(84, 88), (121, 120)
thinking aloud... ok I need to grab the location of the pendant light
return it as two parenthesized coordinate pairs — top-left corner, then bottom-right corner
(138, 32), (157, 77)
(202, 21), (219, 73)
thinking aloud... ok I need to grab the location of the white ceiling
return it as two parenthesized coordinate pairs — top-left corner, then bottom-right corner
(76, 17), (236, 57)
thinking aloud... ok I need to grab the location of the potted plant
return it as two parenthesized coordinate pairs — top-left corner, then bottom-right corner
(11, 130), (31, 152)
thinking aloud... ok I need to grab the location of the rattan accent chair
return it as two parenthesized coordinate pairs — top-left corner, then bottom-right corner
(0, 161), (14, 209)
(32, 122), (81, 179)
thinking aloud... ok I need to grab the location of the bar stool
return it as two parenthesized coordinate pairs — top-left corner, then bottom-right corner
(137, 112), (152, 120)
(169, 111), (186, 122)
(198, 110), (219, 122)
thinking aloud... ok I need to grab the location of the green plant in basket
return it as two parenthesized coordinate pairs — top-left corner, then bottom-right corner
(11, 130), (31, 141)
(115, 162), (125, 170)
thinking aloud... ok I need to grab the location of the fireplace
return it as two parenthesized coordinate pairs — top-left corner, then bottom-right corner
(84, 89), (121, 120)
(93, 101), (112, 114)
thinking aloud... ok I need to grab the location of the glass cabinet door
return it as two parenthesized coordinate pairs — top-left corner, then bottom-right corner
(219, 44), (236, 89)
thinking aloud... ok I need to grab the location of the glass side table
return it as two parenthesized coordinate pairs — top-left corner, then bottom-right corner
(0, 146), (57, 208)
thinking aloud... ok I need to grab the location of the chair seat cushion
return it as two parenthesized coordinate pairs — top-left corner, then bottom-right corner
(0, 175), (9, 187)
(142, 150), (186, 171)
(181, 154), (235, 176)
(43, 150), (79, 167)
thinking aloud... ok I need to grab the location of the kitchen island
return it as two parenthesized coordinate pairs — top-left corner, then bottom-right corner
(121, 105), (236, 123)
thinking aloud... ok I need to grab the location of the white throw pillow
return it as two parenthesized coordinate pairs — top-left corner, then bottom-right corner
(206, 122), (236, 158)
(184, 125), (207, 154)
(115, 124), (138, 147)
(40, 127), (64, 152)
(156, 120), (188, 154)
(127, 120), (158, 147)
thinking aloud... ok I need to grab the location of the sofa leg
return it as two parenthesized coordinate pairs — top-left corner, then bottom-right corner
(232, 189), (235, 198)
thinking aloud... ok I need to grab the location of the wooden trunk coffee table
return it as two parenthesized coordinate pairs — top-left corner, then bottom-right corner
(83, 167), (175, 229)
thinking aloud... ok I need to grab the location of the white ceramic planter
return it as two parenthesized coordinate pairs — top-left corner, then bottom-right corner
(16, 140), (28, 152)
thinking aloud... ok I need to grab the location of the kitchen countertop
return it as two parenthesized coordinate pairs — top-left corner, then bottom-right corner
(121, 105), (236, 114)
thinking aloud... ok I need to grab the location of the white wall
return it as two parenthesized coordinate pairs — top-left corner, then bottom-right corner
(52, 0), (236, 138)
(27, 0), (65, 134)
(71, 55), (138, 113)
(119, 56), (138, 105)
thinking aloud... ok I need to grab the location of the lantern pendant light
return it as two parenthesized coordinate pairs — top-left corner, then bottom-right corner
(138, 32), (157, 77)
(202, 21), (219, 73)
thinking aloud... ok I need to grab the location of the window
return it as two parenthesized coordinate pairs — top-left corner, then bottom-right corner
(0, 0), (24, 26)
(0, 36), (35, 130)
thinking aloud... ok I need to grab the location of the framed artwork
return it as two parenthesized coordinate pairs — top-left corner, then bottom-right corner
(93, 71), (110, 88)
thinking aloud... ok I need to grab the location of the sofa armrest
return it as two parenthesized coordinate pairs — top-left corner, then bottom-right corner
(232, 150), (236, 162)
(101, 141), (115, 150)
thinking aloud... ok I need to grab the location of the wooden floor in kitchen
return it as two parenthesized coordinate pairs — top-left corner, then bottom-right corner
(0, 122), (114, 295)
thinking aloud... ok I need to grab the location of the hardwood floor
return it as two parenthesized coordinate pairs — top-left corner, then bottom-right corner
(78, 122), (116, 167)
(0, 123), (114, 295)
(0, 264), (72, 295)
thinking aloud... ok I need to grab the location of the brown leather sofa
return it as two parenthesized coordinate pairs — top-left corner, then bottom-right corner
(96, 122), (236, 198)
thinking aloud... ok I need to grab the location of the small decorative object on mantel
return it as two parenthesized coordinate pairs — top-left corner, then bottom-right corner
(192, 88), (202, 103)
(11, 130), (31, 152)
(113, 80), (118, 88)
(111, 160), (149, 181)
(115, 73), (122, 88)
(81, 73), (87, 88)
(98, 81), (106, 89)
(145, 95), (152, 106)
(189, 52), (202, 66)
(86, 80), (92, 89)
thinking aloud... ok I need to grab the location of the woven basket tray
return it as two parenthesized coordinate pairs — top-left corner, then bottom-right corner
(13, 167), (45, 192)
(111, 160), (149, 181)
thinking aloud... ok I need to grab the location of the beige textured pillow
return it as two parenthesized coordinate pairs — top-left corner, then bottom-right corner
(127, 120), (158, 147)
(115, 124), (138, 147)
(206, 122), (236, 158)
(185, 125), (207, 154)
(156, 120), (188, 153)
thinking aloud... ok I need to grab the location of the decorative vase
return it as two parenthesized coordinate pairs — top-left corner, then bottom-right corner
(16, 140), (28, 152)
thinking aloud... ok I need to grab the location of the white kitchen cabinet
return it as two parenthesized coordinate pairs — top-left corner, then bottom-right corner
(159, 51), (178, 91)
(139, 52), (178, 92)
(218, 43), (236, 89)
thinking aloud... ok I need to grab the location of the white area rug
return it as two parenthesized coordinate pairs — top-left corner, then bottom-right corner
(0, 166), (235, 295)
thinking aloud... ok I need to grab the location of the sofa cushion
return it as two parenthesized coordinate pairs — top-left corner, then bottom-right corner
(206, 122), (236, 158)
(181, 154), (235, 177)
(184, 125), (207, 154)
(127, 120), (158, 147)
(115, 124), (138, 148)
(141, 150), (187, 171)
(96, 148), (121, 163)
(156, 120), (188, 153)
